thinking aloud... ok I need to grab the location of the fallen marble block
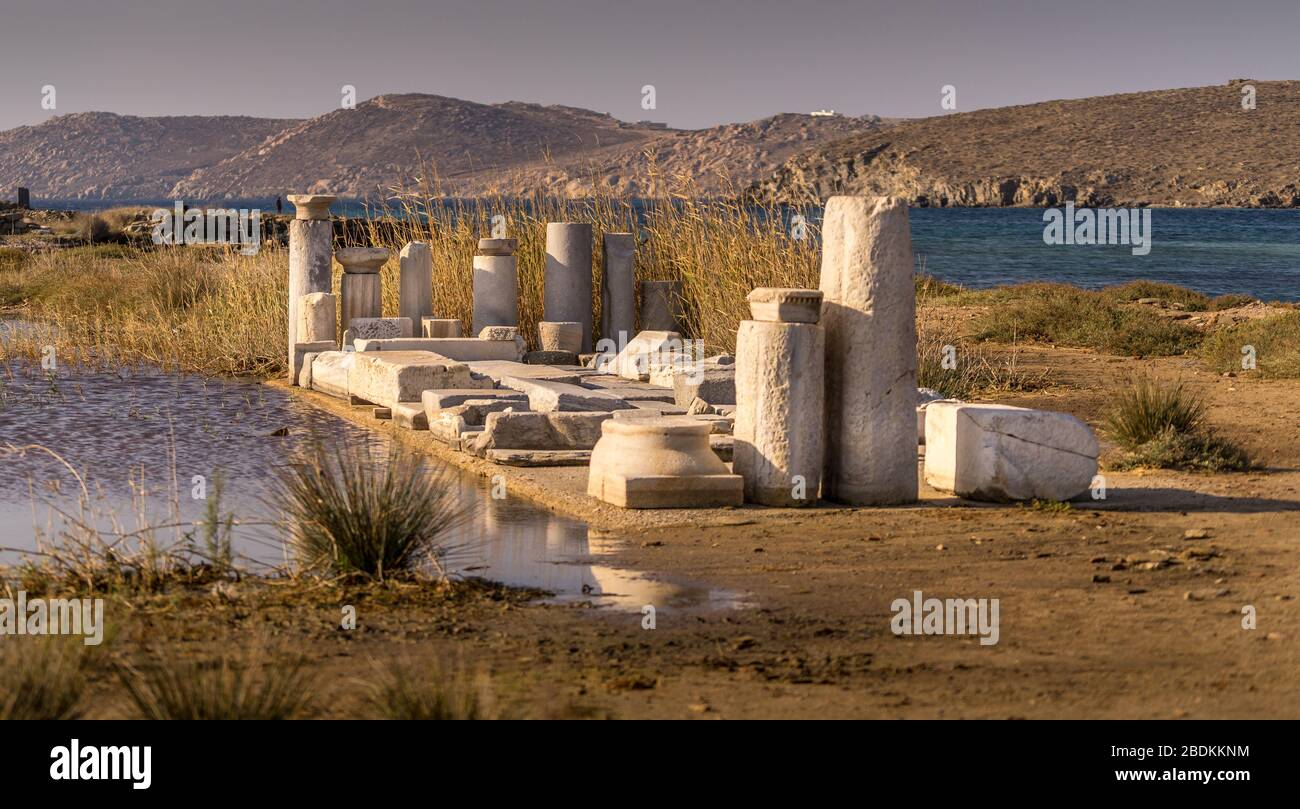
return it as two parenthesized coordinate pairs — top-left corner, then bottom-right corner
(421, 388), (526, 412)
(917, 393), (960, 445)
(352, 337), (523, 362)
(309, 351), (356, 399)
(499, 377), (637, 412)
(672, 365), (736, 407)
(924, 402), (1099, 502)
(472, 411), (613, 454)
(392, 402), (428, 430)
(485, 449), (592, 467)
(598, 329), (686, 380)
(583, 385), (676, 404)
(587, 416), (743, 509)
(427, 399), (525, 444)
(348, 351), (490, 409)
(710, 433), (734, 462)
(524, 350), (578, 366)
(464, 361), (581, 386)
(293, 340), (336, 387)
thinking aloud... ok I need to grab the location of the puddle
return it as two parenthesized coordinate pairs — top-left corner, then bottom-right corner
(0, 360), (745, 612)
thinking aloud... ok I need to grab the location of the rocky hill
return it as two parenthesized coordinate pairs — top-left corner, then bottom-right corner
(172, 95), (885, 199)
(0, 95), (884, 201)
(749, 80), (1300, 207)
(0, 113), (297, 200)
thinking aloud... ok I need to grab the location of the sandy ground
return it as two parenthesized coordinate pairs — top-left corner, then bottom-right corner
(74, 344), (1300, 719)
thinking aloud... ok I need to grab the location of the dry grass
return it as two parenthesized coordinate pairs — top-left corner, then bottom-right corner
(117, 641), (316, 720)
(0, 636), (97, 720)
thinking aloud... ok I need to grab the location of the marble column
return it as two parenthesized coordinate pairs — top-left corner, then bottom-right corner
(472, 238), (518, 334)
(819, 196), (918, 505)
(601, 232), (636, 347)
(286, 194), (336, 378)
(336, 246), (389, 333)
(544, 223), (594, 352)
(398, 241), (433, 325)
(734, 288), (825, 507)
(639, 279), (682, 333)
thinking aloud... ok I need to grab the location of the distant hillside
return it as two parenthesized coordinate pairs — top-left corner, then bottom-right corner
(0, 113), (297, 200)
(749, 80), (1300, 207)
(0, 95), (885, 202)
(173, 94), (886, 199)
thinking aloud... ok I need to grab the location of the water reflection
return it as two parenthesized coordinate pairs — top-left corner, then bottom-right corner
(0, 361), (744, 612)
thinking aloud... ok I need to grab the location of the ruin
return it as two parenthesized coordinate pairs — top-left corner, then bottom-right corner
(544, 223), (594, 352)
(287, 196), (1097, 513)
(819, 196), (919, 505)
(286, 194), (336, 379)
(472, 238), (518, 334)
(734, 289), (825, 507)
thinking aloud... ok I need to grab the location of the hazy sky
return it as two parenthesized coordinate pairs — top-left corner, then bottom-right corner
(1, 0), (1297, 131)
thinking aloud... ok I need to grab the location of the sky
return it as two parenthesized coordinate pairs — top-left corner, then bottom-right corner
(1, 0), (1297, 131)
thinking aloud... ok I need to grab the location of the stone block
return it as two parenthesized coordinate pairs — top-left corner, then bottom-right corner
(485, 449), (592, 467)
(346, 317), (413, 347)
(398, 242), (433, 325)
(639, 280), (682, 333)
(524, 350), (579, 365)
(472, 411), (612, 453)
(500, 376), (637, 412)
(923, 402), (1099, 502)
(309, 351), (355, 399)
(746, 287), (824, 323)
(472, 254), (518, 334)
(422, 317), (463, 338)
(292, 340), (336, 387)
(348, 350), (491, 409)
(672, 365), (736, 407)
(352, 337), (521, 362)
(467, 361), (581, 385)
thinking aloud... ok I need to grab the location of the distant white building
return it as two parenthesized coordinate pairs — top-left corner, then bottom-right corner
(810, 109), (839, 117)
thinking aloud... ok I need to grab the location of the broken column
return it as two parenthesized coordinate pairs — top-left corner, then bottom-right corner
(398, 241), (433, 325)
(734, 288), (825, 507)
(336, 246), (389, 334)
(639, 279), (682, 333)
(538, 321), (583, 354)
(543, 223), (593, 352)
(819, 196), (918, 505)
(298, 291), (337, 344)
(472, 238), (518, 334)
(601, 232), (636, 347)
(286, 194), (336, 379)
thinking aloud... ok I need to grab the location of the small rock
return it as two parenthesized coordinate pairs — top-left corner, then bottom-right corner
(1183, 528), (1211, 540)
(1092, 574), (1111, 583)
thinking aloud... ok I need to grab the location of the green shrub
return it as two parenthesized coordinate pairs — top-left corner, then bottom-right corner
(274, 443), (472, 579)
(1105, 376), (1251, 472)
(1199, 310), (1300, 378)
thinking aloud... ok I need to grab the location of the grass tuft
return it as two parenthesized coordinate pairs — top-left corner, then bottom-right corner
(118, 643), (316, 720)
(363, 659), (503, 720)
(274, 442), (472, 580)
(1104, 376), (1251, 471)
(0, 637), (94, 720)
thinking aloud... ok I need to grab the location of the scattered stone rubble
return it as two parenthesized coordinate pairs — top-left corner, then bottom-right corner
(287, 192), (1100, 510)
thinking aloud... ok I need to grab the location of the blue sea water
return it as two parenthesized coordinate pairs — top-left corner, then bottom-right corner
(46, 200), (1300, 302)
(907, 208), (1300, 302)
